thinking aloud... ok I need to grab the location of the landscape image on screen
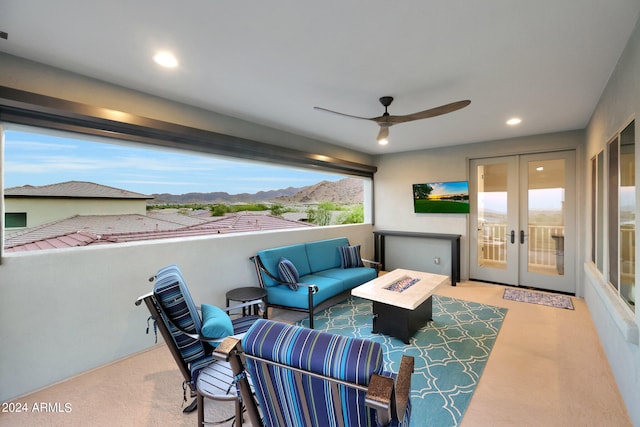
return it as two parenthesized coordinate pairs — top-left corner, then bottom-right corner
(413, 181), (470, 213)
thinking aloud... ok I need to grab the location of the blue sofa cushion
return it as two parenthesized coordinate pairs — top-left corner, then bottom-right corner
(266, 274), (344, 309)
(200, 304), (234, 339)
(315, 267), (378, 291)
(306, 237), (349, 272)
(338, 244), (365, 268)
(257, 243), (311, 287)
(277, 257), (299, 290)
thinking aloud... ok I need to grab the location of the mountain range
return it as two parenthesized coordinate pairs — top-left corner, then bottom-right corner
(150, 177), (363, 205)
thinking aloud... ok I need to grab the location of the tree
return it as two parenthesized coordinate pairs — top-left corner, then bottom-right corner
(413, 183), (434, 199)
(270, 204), (285, 217)
(337, 205), (364, 224)
(210, 204), (230, 216)
(307, 202), (333, 226)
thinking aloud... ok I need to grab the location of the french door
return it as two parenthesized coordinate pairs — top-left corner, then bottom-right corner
(469, 151), (576, 293)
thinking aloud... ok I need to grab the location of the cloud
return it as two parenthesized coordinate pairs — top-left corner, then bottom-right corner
(4, 130), (347, 194)
(5, 140), (77, 151)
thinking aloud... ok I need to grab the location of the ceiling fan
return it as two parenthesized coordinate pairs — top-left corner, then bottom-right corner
(314, 96), (471, 145)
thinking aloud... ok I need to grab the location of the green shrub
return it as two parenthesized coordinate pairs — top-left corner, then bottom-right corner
(337, 205), (364, 224)
(210, 204), (231, 216)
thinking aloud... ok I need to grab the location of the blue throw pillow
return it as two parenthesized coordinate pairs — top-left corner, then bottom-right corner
(200, 304), (234, 339)
(278, 257), (299, 290)
(339, 245), (365, 268)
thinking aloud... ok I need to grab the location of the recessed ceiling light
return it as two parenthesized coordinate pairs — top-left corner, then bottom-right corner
(536, 166), (544, 171)
(153, 51), (178, 68)
(506, 117), (522, 126)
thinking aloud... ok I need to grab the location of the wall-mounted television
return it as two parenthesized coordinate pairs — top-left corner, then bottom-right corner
(413, 181), (470, 213)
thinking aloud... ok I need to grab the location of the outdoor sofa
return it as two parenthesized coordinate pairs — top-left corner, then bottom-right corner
(251, 237), (379, 328)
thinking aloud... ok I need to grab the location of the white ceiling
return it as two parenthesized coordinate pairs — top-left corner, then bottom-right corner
(1, 1), (639, 154)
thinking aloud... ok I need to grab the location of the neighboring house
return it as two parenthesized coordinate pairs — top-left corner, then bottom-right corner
(4, 211), (313, 252)
(4, 181), (151, 229)
(3, 180), (314, 252)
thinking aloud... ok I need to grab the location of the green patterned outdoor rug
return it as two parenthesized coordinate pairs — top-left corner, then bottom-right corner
(297, 295), (507, 427)
(503, 287), (574, 310)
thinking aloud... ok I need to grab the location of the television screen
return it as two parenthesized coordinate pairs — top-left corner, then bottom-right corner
(413, 181), (470, 213)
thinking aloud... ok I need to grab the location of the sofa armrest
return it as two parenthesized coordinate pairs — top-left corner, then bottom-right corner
(252, 256), (319, 293)
(361, 258), (382, 272)
(291, 282), (319, 293)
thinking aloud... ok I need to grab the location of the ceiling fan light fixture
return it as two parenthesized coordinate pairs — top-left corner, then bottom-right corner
(377, 126), (390, 145)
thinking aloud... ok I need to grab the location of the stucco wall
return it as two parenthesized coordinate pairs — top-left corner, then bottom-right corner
(5, 198), (147, 228)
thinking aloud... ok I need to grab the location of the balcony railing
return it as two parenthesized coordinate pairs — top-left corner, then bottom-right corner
(480, 223), (565, 271)
(481, 223), (635, 277)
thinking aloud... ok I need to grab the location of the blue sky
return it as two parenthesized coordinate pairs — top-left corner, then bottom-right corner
(429, 181), (469, 197)
(3, 129), (345, 195)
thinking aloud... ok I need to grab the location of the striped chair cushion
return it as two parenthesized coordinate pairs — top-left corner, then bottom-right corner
(231, 315), (261, 335)
(153, 265), (207, 364)
(242, 319), (385, 426)
(153, 265), (262, 387)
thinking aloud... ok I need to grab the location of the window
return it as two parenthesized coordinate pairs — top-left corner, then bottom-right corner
(5, 212), (26, 228)
(603, 120), (635, 311)
(597, 151), (605, 272)
(608, 135), (620, 288)
(2, 125), (371, 252)
(619, 122), (635, 310)
(591, 151), (605, 271)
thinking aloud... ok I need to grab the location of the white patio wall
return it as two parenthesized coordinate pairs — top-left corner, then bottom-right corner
(0, 224), (373, 401)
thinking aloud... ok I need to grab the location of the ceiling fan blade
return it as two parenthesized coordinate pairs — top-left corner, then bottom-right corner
(313, 106), (374, 121)
(377, 100), (471, 125)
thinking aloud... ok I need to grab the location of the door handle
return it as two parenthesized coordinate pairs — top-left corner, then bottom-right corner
(520, 230), (525, 244)
(510, 230), (515, 244)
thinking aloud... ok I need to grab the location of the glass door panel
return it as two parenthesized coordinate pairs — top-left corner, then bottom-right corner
(477, 163), (508, 270)
(526, 159), (566, 276)
(470, 156), (519, 285)
(519, 151), (575, 293)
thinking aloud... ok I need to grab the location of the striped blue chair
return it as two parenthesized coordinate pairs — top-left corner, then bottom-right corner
(216, 319), (413, 427)
(135, 264), (263, 426)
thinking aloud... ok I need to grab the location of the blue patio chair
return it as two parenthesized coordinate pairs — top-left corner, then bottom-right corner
(135, 264), (263, 426)
(215, 319), (414, 427)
